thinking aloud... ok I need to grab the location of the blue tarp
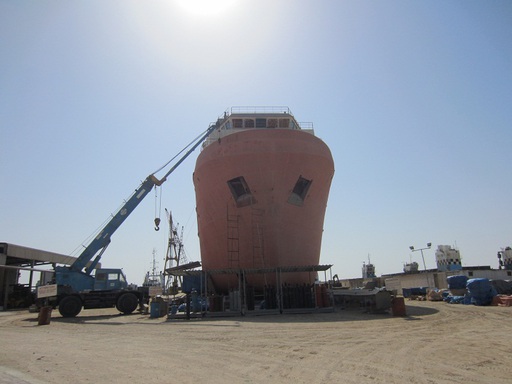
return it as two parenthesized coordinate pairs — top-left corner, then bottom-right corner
(445, 295), (467, 304)
(447, 275), (468, 290)
(443, 294), (473, 305)
(466, 278), (497, 306)
(402, 287), (427, 298)
(491, 279), (512, 295)
(443, 278), (498, 305)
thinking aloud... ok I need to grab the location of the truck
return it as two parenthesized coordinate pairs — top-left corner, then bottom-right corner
(44, 124), (217, 317)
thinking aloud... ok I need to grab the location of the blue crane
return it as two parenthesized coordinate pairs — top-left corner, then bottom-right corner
(52, 123), (218, 317)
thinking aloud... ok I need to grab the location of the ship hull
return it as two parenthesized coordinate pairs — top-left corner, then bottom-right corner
(193, 128), (334, 292)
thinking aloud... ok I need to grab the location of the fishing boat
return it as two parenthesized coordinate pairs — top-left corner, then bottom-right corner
(142, 249), (164, 296)
(193, 107), (334, 292)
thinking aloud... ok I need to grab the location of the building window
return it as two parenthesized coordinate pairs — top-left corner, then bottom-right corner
(108, 273), (118, 281)
(227, 176), (256, 207)
(279, 119), (289, 128)
(233, 119), (243, 128)
(96, 272), (107, 281)
(288, 176), (312, 206)
(256, 118), (266, 128)
(244, 119), (254, 128)
(267, 119), (278, 128)
(468, 271), (474, 277)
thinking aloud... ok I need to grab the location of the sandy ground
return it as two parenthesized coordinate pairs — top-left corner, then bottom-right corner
(1, 301), (511, 384)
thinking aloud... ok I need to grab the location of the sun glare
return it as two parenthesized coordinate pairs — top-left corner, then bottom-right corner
(174, 0), (238, 18)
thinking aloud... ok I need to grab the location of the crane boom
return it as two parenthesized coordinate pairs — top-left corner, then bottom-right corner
(68, 123), (217, 276)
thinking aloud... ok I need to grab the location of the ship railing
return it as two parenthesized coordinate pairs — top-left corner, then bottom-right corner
(201, 108), (315, 148)
(216, 108), (314, 130)
(209, 120), (314, 131)
(229, 106), (292, 115)
(299, 122), (314, 130)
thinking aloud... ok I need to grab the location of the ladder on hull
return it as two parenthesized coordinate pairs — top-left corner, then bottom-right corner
(227, 205), (240, 268)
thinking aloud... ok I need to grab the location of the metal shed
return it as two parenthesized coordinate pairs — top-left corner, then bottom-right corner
(0, 242), (84, 310)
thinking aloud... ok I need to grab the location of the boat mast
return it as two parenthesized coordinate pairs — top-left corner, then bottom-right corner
(164, 209), (186, 293)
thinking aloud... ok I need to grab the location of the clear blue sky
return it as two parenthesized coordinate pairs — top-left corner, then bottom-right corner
(1, 1), (511, 285)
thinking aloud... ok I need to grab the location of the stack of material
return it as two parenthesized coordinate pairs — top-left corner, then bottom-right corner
(447, 275), (468, 296)
(466, 278), (497, 306)
(426, 289), (444, 301)
(444, 276), (500, 306)
(489, 280), (512, 306)
(402, 287), (427, 298)
(492, 295), (512, 306)
(445, 295), (467, 304)
(491, 280), (512, 295)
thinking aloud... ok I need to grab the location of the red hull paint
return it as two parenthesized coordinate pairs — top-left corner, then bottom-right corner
(194, 128), (334, 292)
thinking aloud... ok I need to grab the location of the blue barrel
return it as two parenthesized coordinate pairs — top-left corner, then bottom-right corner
(150, 301), (160, 318)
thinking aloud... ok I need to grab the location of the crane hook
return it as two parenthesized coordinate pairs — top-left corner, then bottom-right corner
(154, 217), (161, 231)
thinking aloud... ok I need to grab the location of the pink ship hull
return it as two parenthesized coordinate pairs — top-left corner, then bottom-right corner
(194, 128), (334, 292)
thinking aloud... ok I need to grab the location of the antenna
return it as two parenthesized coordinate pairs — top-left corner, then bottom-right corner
(151, 248), (158, 276)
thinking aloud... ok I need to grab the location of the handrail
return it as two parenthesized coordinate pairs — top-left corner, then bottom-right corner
(211, 107), (313, 130)
(230, 106), (292, 115)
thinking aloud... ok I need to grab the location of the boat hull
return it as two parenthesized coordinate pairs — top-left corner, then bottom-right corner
(193, 128), (334, 292)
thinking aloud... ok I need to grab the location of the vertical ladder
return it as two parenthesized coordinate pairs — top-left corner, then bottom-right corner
(252, 207), (265, 268)
(227, 205), (240, 268)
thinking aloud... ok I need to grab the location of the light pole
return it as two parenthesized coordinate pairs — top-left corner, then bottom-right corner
(409, 243), (432, 287)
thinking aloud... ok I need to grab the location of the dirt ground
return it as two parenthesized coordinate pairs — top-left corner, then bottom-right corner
(1, 300), (511, 384)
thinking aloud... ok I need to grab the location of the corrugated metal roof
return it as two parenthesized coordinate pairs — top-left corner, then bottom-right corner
(164, 261), (202, 274)
(1, 242), (79, 267)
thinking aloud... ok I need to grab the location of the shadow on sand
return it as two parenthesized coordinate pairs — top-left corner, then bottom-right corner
(22, 310), (145, 325)
(21, 302), (439, 326)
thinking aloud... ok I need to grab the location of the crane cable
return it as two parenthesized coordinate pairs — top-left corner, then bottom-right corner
(151, 127), (210, 231)
(154, 186), (162, 231)
(151, 128), (209, 175)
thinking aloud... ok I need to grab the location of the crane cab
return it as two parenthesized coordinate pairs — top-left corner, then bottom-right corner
(93, 268), (128, 291)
